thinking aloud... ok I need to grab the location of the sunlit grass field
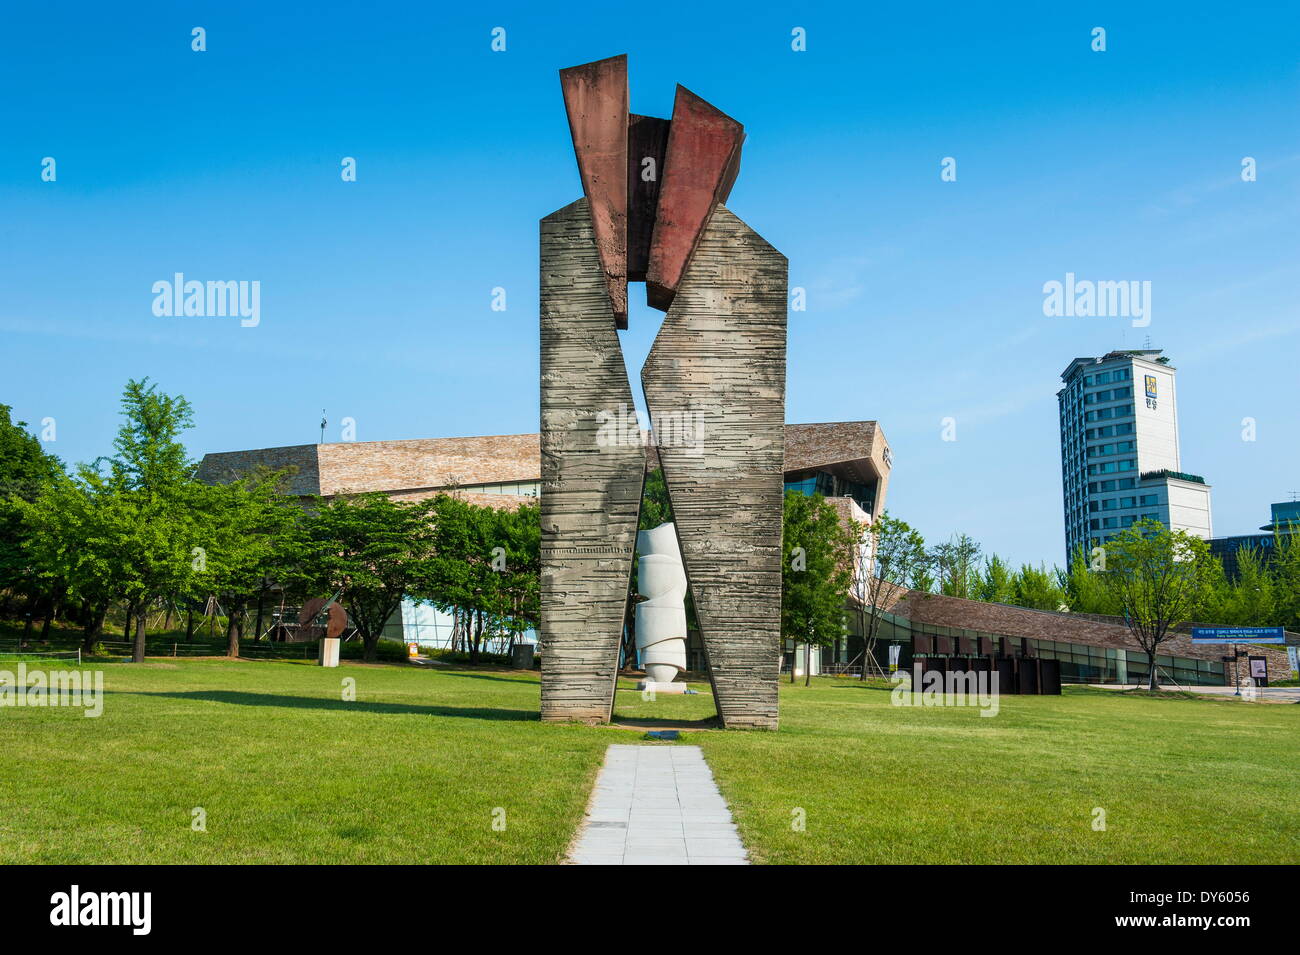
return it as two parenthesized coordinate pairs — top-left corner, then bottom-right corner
(1, 657), (1295, 864)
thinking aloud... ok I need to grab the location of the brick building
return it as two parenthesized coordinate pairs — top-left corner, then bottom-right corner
(870, 590), (1294, 687)
(196, 421), (894, 653)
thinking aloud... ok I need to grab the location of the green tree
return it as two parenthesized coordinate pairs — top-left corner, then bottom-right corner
(976, 554), (1015, 604)
(481, 501), (542, 656)
(782, 491), (853, 685)
(0, 405), (65, 630)
(104, 380), (207, 662)
(1060, 547), (1120, 615)
(1191, 551), (1232, 624)
(27, 380), (206, 661)
(1222, 546), (1276, 626)
(19, 472), (124, 652)
(639, 469), (673, 530)
(930, 534), (981, 599)
(1010, 563), (1067, 611)
(303, 493), (434, 662)
(420, 494), (490, 661)
(852, 512), (928, 680)
(1273, 532), (1300, 631)
(197, 469), (304, 657)
(412, 495), (541, 663)
(1098, 519), (1213, 690)
(909, 560), (936, 594)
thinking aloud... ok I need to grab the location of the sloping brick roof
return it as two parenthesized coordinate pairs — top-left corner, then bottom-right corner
(198, 421), (890, 499)
(196, 434), (541, 497)
(884, 588), (1294, 682)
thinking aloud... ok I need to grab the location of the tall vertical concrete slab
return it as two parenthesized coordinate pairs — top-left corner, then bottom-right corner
(539, 198), (646, 723)
(641, 204), (788, 729)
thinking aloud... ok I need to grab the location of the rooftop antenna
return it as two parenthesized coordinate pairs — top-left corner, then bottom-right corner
(319, 410), (327, 445)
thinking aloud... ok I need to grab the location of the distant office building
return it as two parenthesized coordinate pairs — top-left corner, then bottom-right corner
(1208, 499), (1300, 578)
(1058, 349), (1212, 560)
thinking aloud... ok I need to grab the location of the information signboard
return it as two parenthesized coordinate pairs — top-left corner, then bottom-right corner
(1190, 626), (1284, 644)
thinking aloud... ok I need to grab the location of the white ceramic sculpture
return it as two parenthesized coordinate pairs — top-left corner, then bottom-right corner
(635, 522), (688, 691)
(318, 637), (340, 668)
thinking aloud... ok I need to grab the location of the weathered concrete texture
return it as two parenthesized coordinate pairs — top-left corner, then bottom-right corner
(645, 86), (744, 311)
(560, 55), (630, 329)
(642, 204), (788, 729)
(539, 198), (646, 723)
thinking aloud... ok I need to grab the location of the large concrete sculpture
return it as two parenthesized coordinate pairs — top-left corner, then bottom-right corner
(540, 54), (787, 729)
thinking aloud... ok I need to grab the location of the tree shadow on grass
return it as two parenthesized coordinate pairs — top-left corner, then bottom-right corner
(610, 715), (723, 731)
(115, 690), (536, 721)
(429, 670), (541, 686)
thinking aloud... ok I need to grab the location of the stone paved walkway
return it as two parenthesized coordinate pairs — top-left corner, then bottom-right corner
(568, 744), (749, 865)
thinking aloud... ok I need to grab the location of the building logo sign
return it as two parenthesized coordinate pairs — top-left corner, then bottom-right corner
(1144, 374), (1158, 410)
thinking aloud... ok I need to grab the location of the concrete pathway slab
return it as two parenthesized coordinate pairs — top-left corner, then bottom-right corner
(568, 744), (749, 865)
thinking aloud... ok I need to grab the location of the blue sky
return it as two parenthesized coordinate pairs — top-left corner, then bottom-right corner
(3, 1), (1298, 566)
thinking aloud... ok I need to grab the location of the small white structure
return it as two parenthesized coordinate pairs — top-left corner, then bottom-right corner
(318, 637), (340, 668)
(635, 523), (688, 693)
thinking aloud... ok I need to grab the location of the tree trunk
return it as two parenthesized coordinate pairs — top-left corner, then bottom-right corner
(226, 609), (241, 658)
(254, 586), (266, 644)
(40, 597), (55, 639)
(123, 610), (132, 641)
(81, 603), (107, 654)
(470, 609), (483, 664)
(364, 633), (378, 663)
(788, 644), (795, 684)
(186, 609), (195, 640)
(1147, 651), (1158, 691)
(860, 612), (874, 680)
(622, 595), (637, 672)
(805, 642), (813, 687)
(132, 606), (147, 663)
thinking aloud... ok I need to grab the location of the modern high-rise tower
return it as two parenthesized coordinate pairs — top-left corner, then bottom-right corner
(1058, 349), (1212, 560)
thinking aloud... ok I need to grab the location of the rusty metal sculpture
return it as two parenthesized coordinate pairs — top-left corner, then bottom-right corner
(298, 597), (347, 641)
(540, 55), (787, 730)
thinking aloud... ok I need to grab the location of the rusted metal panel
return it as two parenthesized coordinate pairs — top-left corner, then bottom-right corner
(559, 55), (630, 329)
(627, 113), (671, 283)
(644, 86), (744, 311)
(538, 198), (646, 723)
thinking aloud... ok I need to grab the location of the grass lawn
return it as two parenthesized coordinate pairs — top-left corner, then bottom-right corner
(1, 658), (1296, 864)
